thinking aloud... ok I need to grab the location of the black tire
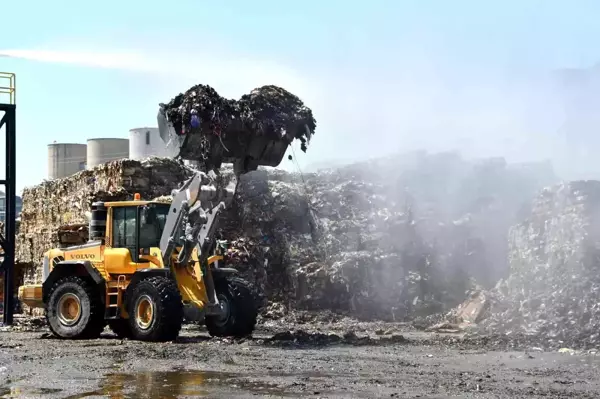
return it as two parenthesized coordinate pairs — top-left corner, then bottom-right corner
(108, 319), (132, 339)
(126, 276), (183, 342)
(45, 276), (105, 339)
(205, 276), (258, 338)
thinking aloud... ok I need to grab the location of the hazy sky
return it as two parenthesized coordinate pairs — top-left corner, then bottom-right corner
(2, 0), (600, 194)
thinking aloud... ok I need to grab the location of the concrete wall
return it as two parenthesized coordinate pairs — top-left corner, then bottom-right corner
(47, 143), (87, 179)
(86, 138), (129, 169)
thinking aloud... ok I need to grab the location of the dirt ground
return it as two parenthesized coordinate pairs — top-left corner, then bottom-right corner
(1, 322), (600, 399)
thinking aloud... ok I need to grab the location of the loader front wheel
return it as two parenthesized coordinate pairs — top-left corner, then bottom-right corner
(45, 276), (105, 339)
(127, 276), (183, 342)
(205, 277), (258, 338)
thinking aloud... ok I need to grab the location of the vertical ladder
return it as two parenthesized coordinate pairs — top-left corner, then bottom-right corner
(105, 275), (126, 319)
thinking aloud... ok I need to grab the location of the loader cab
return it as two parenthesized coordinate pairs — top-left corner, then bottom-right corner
(105, 200), (170, 269)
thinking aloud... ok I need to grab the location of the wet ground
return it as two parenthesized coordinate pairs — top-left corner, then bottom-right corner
(1, 323), (600, 398)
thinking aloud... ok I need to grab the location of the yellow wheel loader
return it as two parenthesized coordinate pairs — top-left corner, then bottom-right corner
(18, 103), (311, 342)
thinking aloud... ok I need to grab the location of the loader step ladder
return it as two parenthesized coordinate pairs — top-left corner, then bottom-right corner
(105, 275), (126, 319)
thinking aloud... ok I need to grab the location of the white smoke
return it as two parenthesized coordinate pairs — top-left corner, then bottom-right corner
(0, 49), (158, 72)
(0, 48), (315, 100)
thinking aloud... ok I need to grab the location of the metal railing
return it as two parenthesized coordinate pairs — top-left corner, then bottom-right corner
(0, 72), (15, 105)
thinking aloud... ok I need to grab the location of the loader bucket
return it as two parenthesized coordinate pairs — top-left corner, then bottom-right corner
(157, 107), (299, 173)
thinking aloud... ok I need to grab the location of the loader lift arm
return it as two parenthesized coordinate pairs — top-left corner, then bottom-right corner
(157, 100), (263, 269)
(159, 169), (238, 268)
(156, 105), (293, 311)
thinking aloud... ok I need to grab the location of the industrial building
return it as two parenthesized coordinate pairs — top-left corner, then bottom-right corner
(46, 126), (195, 180)
(47, 143), (87, 179)
(86, 138), (129, 169)
(129, 127), (179, 160)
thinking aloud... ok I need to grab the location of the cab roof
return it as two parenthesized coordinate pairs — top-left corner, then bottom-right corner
(103, 200), (171, 207)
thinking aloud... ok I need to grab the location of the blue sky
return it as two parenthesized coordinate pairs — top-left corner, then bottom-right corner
(2, 0), (600, 194)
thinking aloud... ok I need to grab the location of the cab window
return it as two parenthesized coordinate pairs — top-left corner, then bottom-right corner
(138, 204), (169, 248)
(112, 206), (137, 249)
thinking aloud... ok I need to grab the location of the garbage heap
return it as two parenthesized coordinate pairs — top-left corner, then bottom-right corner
(16, 157), (193, 284)
(16, 151), (555, 322)
(217, 152), (556, 321)
(476, 181), (600, 349)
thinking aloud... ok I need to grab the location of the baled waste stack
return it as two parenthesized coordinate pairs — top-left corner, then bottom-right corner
(477, 181), (600, 348)
(16, 149), (554, 322)
(16, 158), (192, 284)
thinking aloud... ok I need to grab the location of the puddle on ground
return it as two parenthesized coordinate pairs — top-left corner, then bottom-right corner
(68, 369), (302, 398)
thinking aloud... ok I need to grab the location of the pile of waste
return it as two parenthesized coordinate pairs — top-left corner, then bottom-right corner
(15, 151), (555, 322)
(16, 157), (193, 283)
(473, 181), (600, 349)
(214, 153), (555, 321)
(160, 84), (316, 170)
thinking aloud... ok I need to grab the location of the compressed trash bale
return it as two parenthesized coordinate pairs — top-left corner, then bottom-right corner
(475, 181), (600, 348)
(16, 157), (193, 283)
(160, 84), (316, 170)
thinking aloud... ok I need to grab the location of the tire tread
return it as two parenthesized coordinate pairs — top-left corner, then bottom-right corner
(45, 275), (105, 339)
(205, 276), (258, 338)
(127, 276), (183, 342)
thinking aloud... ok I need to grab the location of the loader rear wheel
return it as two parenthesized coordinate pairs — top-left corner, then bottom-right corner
(205, 276), (258, 338)
(126, 276), (183, 342)
(45, 276), (105, 339)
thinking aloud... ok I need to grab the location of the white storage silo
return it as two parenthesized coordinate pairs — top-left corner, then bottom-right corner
(47, 143), (87, 179)
(129, 127), (179, 160)
(86, 138), (129, 169)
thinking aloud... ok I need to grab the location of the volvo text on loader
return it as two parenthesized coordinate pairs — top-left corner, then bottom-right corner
(17, 105), (307, 342)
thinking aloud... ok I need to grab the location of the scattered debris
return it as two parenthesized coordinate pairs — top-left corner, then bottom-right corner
(0, 315), (47, 332)
(558, 348), (577, 355)
(426, 289), (490, 332)
(264, 329), (408, 347)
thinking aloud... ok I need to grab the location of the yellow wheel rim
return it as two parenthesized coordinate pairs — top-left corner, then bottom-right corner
(57, 293), (82, 326)
(135, 295), (154, 330)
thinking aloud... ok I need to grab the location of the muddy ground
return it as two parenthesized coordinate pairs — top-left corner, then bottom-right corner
(0, 321), (600, 398)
